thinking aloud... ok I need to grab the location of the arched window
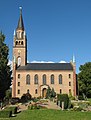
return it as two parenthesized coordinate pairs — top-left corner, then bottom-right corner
(16, 41), (18, 45)
(59, 74), (62, 84)
(26, 74), (30, 85)
(17, 57), (21, 66)
(42, 74), (46, 85)
(35, 89), (38, 94)
(27, 89), (29, 93)
(21, 41), (23, 45)
(34, 74), (38, 84)
(51, 74), (54, 84)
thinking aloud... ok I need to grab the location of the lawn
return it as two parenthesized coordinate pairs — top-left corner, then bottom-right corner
(0, 109), (91, 120)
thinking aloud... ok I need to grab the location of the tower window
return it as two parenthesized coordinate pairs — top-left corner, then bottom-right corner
(18, 74), (20, 79)
(16, 41), (18, 45)
(26, 74), (30, 85)
(18, 89), (20, 94)
(59, 74), (62, 84)
(69, 74), (71, 78)
(50, 74), (54, 84)
(42, 74), (46, 85)
(34, 74), (38, 84)
(21, 41), (23, 45)
(69, 82), (71, 86)
(18, 82), (20, 86)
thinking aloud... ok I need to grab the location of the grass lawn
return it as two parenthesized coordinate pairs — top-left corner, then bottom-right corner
(0, 109), (91, 120)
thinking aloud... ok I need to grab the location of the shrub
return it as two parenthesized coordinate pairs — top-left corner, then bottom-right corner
(10, 97), (20, 105)
(6, 106), (17, 114)
(29, 104), (40, 110)
(57, 94), (69, 109)
(73, 106), (82, 111)
(0, 110), (12, 118)
(21, 93), (32, 103)
(78, 95), (84, 100)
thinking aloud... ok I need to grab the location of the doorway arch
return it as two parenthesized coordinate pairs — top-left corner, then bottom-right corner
(42, 88), (47, 98)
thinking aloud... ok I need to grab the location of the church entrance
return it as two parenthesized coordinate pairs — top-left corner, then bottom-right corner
(42, 88), (47, 98)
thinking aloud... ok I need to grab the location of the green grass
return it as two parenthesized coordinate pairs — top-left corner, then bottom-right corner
(0, 109), (91, 120)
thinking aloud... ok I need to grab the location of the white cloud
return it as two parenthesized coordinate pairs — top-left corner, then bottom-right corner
(59, 61), (67, 63)
(31, 61), (54, 63)
(8, 60), (13, 70)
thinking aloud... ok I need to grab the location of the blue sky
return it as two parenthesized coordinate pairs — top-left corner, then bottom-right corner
(0, 0), (91, 73)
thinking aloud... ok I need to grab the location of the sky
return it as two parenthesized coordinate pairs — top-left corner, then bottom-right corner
(0, 0), (91, 73)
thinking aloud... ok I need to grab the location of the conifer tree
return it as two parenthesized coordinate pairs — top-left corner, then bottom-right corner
(0, 32), (12, 99)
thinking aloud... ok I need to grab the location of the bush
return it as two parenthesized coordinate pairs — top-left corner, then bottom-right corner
(57, 94), (69, 109)
(73, 106), (82, 111)
(10, 97), (20, 105)
(21, 93), (32, 103)
(0, 110), (12, 118)
(78, 95), (84, 100)
(29, 104), (40, 110)
(6, 106), (17, 114)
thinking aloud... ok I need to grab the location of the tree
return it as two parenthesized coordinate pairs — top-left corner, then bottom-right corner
(78, 62), (91, 98)
(46, 87), (56, 98)
(0, 32), (12, 99)
(51, 88), (56, 98)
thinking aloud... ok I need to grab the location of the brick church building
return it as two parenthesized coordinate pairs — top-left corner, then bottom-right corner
(12, 8), (77, 98)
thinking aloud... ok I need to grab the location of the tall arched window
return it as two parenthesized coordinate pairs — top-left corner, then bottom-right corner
(51, 74), (54, 84)
(42, 74), (46, 85)
(34, 74), (38, 84)
(17, 57), (21, 66)
(59, 74), (62, 84)
(26, 74), (30, 85)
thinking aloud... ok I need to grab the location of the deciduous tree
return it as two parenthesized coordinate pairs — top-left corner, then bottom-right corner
(78, 62), (91, 98)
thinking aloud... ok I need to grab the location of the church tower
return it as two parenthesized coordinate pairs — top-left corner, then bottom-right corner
(13, 7), (27, 67)
(12, 7), (27, 97)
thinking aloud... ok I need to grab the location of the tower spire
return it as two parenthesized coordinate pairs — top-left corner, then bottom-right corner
(72, 54), (75, 63)
(17, 7), (24, 31)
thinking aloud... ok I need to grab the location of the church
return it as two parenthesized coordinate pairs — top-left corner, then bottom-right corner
(12, 8), (77, 98)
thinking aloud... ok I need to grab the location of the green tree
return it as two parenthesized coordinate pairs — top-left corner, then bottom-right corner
(51, 88), (56, 98)
(0, 32), (12, 99)
(46, 87), (56, 98)
(78, 62), (91, 98)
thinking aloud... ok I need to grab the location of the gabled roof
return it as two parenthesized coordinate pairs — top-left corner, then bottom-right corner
(17, 8), (24, 31)
(17, 63), (73, 71)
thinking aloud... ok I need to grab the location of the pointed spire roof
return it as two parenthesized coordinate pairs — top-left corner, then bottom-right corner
(17, 7), (24, 31)
(72, 54), (75, 63)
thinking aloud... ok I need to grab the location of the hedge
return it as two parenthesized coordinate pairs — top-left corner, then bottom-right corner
(57, 94), (69, 109)
(0, 110), (12, 118)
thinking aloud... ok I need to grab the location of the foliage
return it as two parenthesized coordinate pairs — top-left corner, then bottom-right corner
(46, 87), (56, 98)
(57, 94), (69, 109)
(21, 93), (32, 103)
(28, 104), (40, 110)
(6, 106), (17, 114)
(0, 110), (12, 118)
(5, 89), (12, 100)
(78, 62), (91, 98)
(10, 97), (20, 105)
(0, 32), (12, 99)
